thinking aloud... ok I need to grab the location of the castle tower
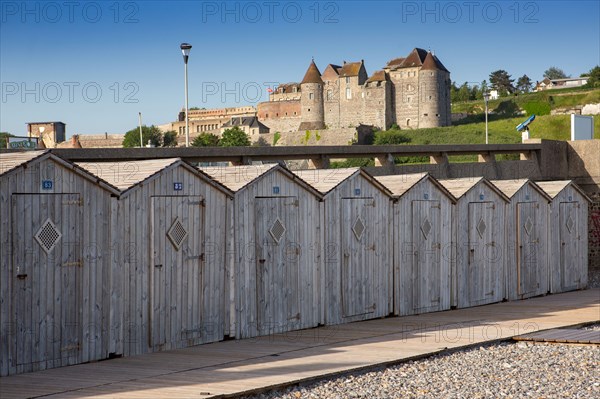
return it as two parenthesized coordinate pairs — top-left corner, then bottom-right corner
(418, 51), (451, 128)
(299, 60), (325, 130)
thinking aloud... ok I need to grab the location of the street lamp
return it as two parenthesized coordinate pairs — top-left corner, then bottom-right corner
(483, 91), (490, 145)
(180, 42), (192, 147)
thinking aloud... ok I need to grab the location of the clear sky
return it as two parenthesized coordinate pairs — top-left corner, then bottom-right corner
(1, 0), (599, 136)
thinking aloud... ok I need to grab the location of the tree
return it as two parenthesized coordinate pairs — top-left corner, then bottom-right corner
(581, 65), (600, 88)
(122, 125), (163, 148)
(192, 132), (220, 147)
(0, 132), (14, 149)
(544, 67), (569, 80)
(516, 74), (533, 93)
(218, 126), (251, 147)
(470, 84), (480, 101)
(489, 70), (515, 96)
(162, 130), (178, 147)
(450, 81), (460, 103)
(455, 82), (470, 102)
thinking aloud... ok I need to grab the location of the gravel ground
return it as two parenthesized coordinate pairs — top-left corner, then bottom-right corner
(242, 342), (599, 399)
(589, 268), (600, 288)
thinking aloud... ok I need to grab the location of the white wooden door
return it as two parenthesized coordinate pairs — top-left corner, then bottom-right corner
(12, 193), (82, 368)
(255, 197), (300, 334)
(411, 200), (442, 312)
(517, 202), (541, 297)
(467, 202), (497, 305)
(559, 202), (581, 291)
(340, 198), (376, 318)
(151, 196), (204, 348)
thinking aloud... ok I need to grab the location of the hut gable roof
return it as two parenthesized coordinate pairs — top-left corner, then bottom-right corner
(535, 180), (591, 202)
(76, 158), (232, 197)
(490, 179), (551, 201)
(294, 168), (391, 197)
(0, 150), (49, 177)
(374, 173), (454, 201)
(0, 150), (120, 195)
(201, 164), (323, 198)
(294, 168), (358, 194)
(438, 177), (510, 202)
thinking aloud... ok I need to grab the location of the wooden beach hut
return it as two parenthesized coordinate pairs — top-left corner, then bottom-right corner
(294, 168), (393, 325)
(536, 180), (590, 293)
(0, 151), (120, 376)
(77, 158), (232, 356)
(438, 178), (509, 308)
(373, 173), (455, 316)
(491, 179), (551, 300)
(200, 164), (322, 339)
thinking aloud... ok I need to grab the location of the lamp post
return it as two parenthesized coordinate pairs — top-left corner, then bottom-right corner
(180, 42), (192, 147)
(138, 112), (143, 148)
(483, 91), (490, 144)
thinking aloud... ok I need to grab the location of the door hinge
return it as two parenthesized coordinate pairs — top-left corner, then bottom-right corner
(63, 260), (82, 267)
(189, 199), (205, 207)
(63, 199), (83, 206)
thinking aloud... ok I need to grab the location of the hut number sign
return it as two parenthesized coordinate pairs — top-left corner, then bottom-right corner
(173, 182), (183, 191)
(42, 180), (53, 190)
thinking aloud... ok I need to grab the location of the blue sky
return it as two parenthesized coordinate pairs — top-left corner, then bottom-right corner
(1, 0), (599, 136)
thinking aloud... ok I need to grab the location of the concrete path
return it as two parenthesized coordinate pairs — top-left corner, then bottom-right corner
(1, 289), (598, 399)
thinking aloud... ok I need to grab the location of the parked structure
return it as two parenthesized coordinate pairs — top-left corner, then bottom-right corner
(200, 164), (322, 338)
(294, 168), (393, 324)
(374, 173), (455, 316)
(492, 179), (552, 300)
(536, 180), (590, 293)
(76, 158), (232, 356)
(0, 151), (119, 376)
(438, 178), (509, 308)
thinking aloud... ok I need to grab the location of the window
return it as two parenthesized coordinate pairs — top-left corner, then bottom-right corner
(424, 113), (428, 117)
(294, 111), (297, 115)
(428, 95), (433, 100)
(309, 92), (314, 100)
(346, 77), (350, 84)
(406, 118), (411, 126)
(346, 88), (351, 99)
(308, 108), (311, 112)
(266, 113), (269, 118)
(292, 87), (297, 93)
(407, 96), (411, 103)
(327, 90), (333, 100)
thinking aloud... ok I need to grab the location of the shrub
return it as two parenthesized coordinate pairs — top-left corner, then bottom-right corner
(522, 101), (551, 116)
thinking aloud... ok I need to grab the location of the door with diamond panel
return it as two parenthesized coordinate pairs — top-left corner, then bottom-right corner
(467, 202), (498, 305)
(517, 202), (542, 297)
(340, 198), (376, 318)
(11, 194), (82, 368)
(411, 200), (442, 313)
(255, 197), (299, 335)
(559, 202), (581, 291)
(150, 196), (204, 349)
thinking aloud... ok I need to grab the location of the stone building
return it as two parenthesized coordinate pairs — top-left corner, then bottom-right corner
(163, 106), (257, 137)
(26, 121), (66, 147)
(220, 116), (270, 139)
(257, 48), (451, 132)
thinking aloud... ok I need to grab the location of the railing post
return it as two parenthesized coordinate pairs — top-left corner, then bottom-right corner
(308, 156), (330, 169)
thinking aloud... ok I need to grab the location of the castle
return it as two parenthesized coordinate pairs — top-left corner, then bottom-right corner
(257, 48), (451, 133)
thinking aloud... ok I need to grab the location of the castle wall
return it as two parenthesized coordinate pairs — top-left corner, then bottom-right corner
(257, 101), (302, 132)
(323, 80), (341, 129)
(363, 81), (391, 129)
(391, 67), (421, 129)
(339, 76), (364, 128)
